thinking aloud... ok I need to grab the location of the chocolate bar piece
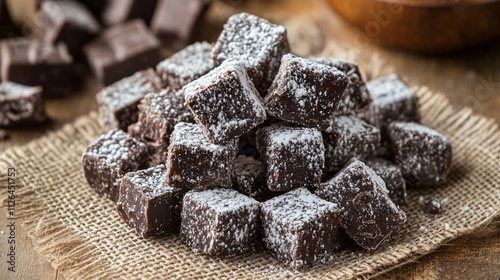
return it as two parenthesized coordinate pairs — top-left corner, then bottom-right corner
(0, 82), (46, 127)
(316, 158), (407, 251)
(261, 188), (341, 269)
(264, 54), (348, 130)
(151, 0), (210, 50)
(310, 57), (371, 115)
(212, 13), (290, 95)
(1, 39), (80, 97)
(386, 122), (452, 186)
(38, 0), (100, 57)
(84, 19), (161, 86)
(101, 0), (158, 27)
(156, 41), (214, 88)
(117, 165), (186, 238)
(323, 115), (380, 172)
(184, 59), (267, 144)
(365, 158), (407, 206)
(96, 69), (162, 131)
(165, 122), (238, 190)
(181, 188), (260, 257)
(232, 155), (267, 200)
(256, 124), (324, 192)
(82, 130), (152, 201)
(136, 88), (194, 164)
(360, 74), (420, 129)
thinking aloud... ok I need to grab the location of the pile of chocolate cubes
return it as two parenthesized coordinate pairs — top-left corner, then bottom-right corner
(82, 13), (452, 269)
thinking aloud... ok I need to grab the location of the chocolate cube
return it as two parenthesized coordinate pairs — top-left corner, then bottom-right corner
(84, 19), (161, 86)
(365, 158), (407, 206)
(0, 82), (46, 127)
(386, 122), (452, 186)
(323, 115), (380, 172)
(310, 57), (371, 115)
(166, 122), (238, 190)
(0, 39), (79, 97)
(316, 158), (407, 251)
(101, 0), (158, 27)
(156, 41), (215, 88)
(181, 188), (260, 257)
(265, 54), (348, 130)
(232, 155), (267, 200)
(260, 188), (342, 269)
(256, 124), (324, 192)
(117, 165), (186, 238)
(38, 0), (100, 57)
(82, 130), (151, 201)
(151, 0), (210, 50)
(97, 69), (162, 131)
(212, 13), (290, 95)
(360, 74), (420, 129)
(136, 88), (194, 164)
(184, 59), (267, 144)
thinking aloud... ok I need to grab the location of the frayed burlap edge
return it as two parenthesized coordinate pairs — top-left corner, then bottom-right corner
(0, 86), (499, 280)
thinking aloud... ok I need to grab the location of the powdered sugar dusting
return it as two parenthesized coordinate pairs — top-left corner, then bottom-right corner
(126, 165), (177, 198)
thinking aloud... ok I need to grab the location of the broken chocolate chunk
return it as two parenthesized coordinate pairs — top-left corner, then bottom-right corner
(232, 155), (267, 200)
(316, 158), (407, 251)
(82, 130), (152, 201)
(97, 69), (162, 131)
(256, 124), (324, 192)
(261, 188), (342, 269)
(386, 122), (452, 186)
(165, 122), (238, 190)
(181, 188), (260, 257)
(0, 82), (46, 127)
(184, 59), (267, 144)
(117, 165), (186, 238)
(84, 19), (161, 86)
(264, 54), (349, 130)
(212, 13), (290, 95)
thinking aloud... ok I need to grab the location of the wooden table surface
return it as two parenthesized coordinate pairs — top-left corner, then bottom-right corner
(0, 0), (499, 279)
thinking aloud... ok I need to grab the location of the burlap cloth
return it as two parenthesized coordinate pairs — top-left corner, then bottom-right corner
(1, 78), (499, 278)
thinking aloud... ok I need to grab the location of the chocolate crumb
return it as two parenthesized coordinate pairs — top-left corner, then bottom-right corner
(424, 199), (442, 215)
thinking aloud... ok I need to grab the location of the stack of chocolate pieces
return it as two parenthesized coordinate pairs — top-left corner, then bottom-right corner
(82, 13), (453, 270)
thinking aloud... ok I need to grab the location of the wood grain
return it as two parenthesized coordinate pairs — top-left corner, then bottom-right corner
(0, 0), (498, 279)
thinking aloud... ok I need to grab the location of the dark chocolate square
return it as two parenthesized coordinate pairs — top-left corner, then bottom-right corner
(264, 54), (348, 130)
(181, 188), (260, 257)
(365, 158), (407, 206)
(117, 165), (186, 238)
(310, 57), (371, 115)
(165, 122), (238, 190)
(1, 39), (80, 97)
(184, 59), (267, 144)
(360, 74), (420, 129)
(0, 82), (46, 127)
(156, 41), (215, 89)
(151, 0), (210, 50)
(256, 124), (324, 192)
(316, 158), (407, 251)
(38, 0), (100, 57)
(323, 115), (380, 172)
(260, 188), (342, 269)
(84, 19), (161, 86)
(82, 130), (152, 201)
(101, 0), (158, 26)
(212, 13), (290, 95)
(386, 122), (452, 186)
(97, 69), (162, 131)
